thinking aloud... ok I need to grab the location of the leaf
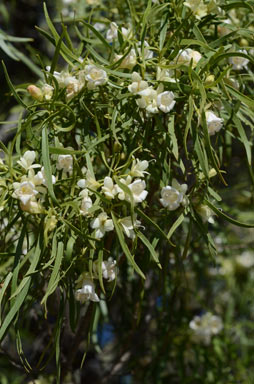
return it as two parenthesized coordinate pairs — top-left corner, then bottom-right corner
(168, 115), (178, 161)
(111, 212), (145, 279)
(42, 126), (57, 204)
(0, 272), (12, 326)
(226, 84), (254, 110)
(135, 207), (175, 247)
(137, 231), (161, 268)
(2, 61), (27, 108)
(167, 213), (185, 240)
(41, 241), (64, 309)
(204, 200), (254, 228)
(233, 115), (252, 166)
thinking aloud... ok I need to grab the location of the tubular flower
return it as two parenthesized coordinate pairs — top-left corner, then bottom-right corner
(160, 179), (188, 211)
(84, 64), (108, 90)
(120, 215), (143, 239)
(90, 212), (114, 239)
(205, 110), (223, 135)
(101, 176), (118, 200)
(75, 277), (100, 303)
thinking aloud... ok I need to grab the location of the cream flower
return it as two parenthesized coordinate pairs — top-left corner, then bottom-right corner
(130, 158), (149, 178)
(128, 179), (148, 204)
(56, 154), (73, 173)
(20, 199), (44, 214)
(80, 189), (93, 216)
(90, 212), (114, 239)
(77, 171), (100, 192)
(157, 91), (176, 113)
(101, 176), (118, 200)
(42, 84), (54, 100)
(115, 49), (137, 69)
(17, 151), (41, 171)
(93, 258), (117, 281)
(184, 0), (208, 19)
(106, 22), (118, 42)
(137, 41), (153, 60)
(229, 50), (249, 70)
(120, 215), (143, 239)
(160, 180), (187, 210)
(116, 175), (132, 201)
(84, 65), (108, 90)
(205, 110), (223, 135)
(75, 277), (100, 303)
(176, 49), (202, 68)
(156, 67), (175, 83)
(196, 204), (215, 224)
(235, 251), (254, 269)
(189, 312), (223, 345)
(33, 167), (56, 187)
(12, 181), (38, 205)
(128, 72), (149, 95)
(137, 87), (159, 114)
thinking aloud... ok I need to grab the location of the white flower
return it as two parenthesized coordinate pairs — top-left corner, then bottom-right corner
(160, 179), (187, 210)
(80, 189), (93, 216)
(42, 84), (54, 100)
(156, 67), (175, 83)
(128, 72), (149, 94)
(184, 0), (208, 19)
(130, 158), (149, 177)
(189, 312), (223, 345)
(75, 277), (100, 303)
(218, 19), (232, 36)
(93, 258), (117, 281)
(94, 22), (106, 32)
(137, 87), (159, 114)
(176, 49), (202, 68)
(115, 49), (137, 69)
(101, 176), (118, 200)
(235, 251), (254, 269)
(116, 175), (132, 201)
(106, 22), (118, 42)
(90, 212), (114, 239)
(56, 154), (73, 173)
(157, 91), (176, 113)
(66, 77), (83, 99)
(12, 181), (38, 205)
(128, 179), (148, 204)
(20, 199), (43, 214)
(17, 151), (41, 171)
(77, 171), (100, 192)
(205, 110), (223, 135)
(196, 204), (215, 224)
(229, 50), (249, 70)
(137, 41), (153, 60)
(84, 65), (108, 90)
(120, 215), (143, 239)
(33, 167), (56, 187)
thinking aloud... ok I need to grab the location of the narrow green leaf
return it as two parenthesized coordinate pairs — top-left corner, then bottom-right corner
(111, 212), (145, 279)
(137, 231), (161, 268)
(205, 200), (254, 228)
(42, 126), (57, 204)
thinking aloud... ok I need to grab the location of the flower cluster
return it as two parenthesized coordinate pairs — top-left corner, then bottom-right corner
(189, 312), (223, 345)
(12, 151), (56, 214)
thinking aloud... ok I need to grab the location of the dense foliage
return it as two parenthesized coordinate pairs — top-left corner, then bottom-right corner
(1, 0), (254, 383)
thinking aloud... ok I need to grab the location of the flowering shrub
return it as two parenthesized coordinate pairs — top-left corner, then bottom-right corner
(1, 0), (254, 382)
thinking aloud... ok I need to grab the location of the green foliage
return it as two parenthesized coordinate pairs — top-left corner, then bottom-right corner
(1, 0), (254, 382)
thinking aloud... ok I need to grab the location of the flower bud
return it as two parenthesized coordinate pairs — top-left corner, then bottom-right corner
(113, 141), (122, 153)
(205, 75), (215, 85)
(27, 85), (43, 101)
(239, 38), (249, 47)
